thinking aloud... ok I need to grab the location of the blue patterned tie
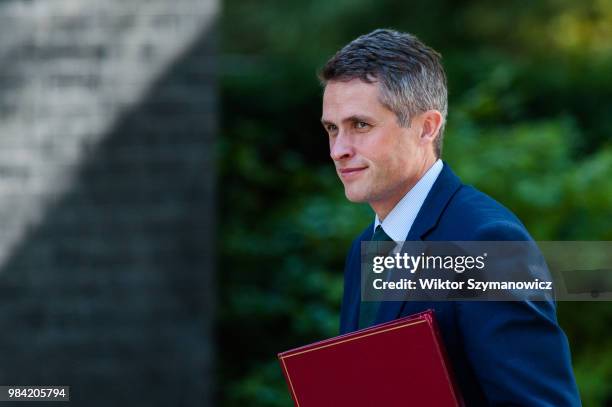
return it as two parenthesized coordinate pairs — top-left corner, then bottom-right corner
(358, 225), (393, 329)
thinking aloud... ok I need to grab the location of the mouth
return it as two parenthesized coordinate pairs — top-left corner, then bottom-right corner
(338, 166), (368, 179)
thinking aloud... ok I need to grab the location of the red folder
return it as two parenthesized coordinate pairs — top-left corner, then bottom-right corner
(278, 310), (463, 406)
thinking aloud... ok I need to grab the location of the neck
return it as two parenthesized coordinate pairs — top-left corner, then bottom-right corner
(371, 156), (437, 221)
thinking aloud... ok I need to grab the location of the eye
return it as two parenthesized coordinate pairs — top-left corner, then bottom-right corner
(326, 124), (338, 133)
(355, 121), (370, 130)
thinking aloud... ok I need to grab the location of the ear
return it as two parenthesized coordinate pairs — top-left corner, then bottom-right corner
(418, 110), (443, 145)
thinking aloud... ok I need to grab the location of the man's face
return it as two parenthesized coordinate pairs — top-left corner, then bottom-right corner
(321, 79), (430, 211)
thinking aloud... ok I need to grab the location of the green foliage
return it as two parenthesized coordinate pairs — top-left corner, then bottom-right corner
(219, 0), (612, 405)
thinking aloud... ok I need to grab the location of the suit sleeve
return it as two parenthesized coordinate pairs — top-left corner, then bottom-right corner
(339, 236), (361, 335)
(456, 221), (582, 406)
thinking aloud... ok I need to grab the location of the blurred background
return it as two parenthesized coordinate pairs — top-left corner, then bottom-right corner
(0, 0), (610, 406)
(0, 0), (216, 405)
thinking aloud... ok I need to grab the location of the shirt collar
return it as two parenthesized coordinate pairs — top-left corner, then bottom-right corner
(374, 159), (443, 241)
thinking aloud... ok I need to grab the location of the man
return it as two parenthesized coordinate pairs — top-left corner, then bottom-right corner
(320, 29), (581, 406)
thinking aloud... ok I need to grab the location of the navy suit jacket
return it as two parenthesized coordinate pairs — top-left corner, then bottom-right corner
(340, 162), (581, 406)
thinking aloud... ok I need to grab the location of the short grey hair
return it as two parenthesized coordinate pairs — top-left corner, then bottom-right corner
(319, 29), (448, 157)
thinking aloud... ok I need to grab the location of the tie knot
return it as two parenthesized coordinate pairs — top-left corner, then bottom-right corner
(372, 225), (393, 242)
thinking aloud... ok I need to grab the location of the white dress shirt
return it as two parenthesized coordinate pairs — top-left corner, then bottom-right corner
(374, 159), (443, 241)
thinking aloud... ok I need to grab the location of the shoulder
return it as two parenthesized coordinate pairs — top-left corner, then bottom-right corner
(433, 184), (532, 241)
(347, 223), (374, 252)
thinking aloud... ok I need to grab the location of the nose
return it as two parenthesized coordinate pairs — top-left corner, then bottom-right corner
(330, 132), (354, 161)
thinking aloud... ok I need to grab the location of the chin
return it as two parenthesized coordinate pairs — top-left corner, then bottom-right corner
(344, 187), (370, 203)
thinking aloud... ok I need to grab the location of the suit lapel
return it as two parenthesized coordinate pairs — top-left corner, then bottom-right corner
(374, 162), (463, 324)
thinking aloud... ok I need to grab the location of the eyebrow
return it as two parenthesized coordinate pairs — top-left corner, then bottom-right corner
(321, 115), (376, 127)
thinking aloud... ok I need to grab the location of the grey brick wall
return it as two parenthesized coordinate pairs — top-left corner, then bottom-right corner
(0, 1), (217, 406)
